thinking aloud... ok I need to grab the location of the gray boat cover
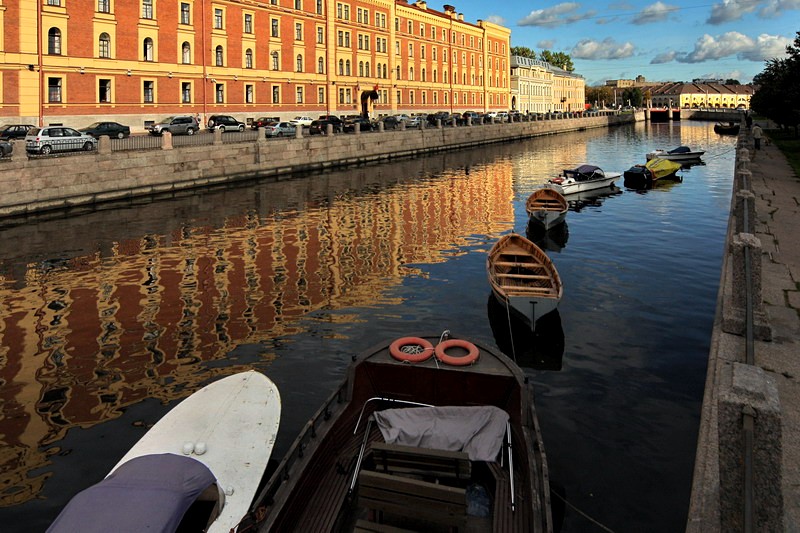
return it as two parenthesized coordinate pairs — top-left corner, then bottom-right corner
(374, 405), (509, 462)
(47, 453), (217, 533)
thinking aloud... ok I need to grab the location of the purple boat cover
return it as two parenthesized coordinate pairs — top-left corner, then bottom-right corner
(48, 453), (217, 533)
(374, 405), (510, 462)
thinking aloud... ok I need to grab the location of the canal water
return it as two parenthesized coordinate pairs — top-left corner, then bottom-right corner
(0, 120), (736, 532)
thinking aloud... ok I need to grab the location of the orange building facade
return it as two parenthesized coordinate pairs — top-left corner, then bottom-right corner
(0, 0), (511, 130)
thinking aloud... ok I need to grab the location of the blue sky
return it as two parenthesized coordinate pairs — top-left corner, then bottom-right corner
(452, 0), (798, 85)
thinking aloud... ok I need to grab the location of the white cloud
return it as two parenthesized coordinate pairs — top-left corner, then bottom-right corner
(700, 69), (752, 82)
(571, 38), (636, 59)
(675, 32), (792, 63)
(537, 40), (556, 49)
(484, 14), (505, 25)
(651, 51), (679, 63)
(632, 2), (680, 24)
(706, 0), (757, 24)
(759, 0), (800, 18)
(518, 2), (591, 27)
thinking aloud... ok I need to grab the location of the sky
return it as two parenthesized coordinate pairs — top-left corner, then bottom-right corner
(451, 0), (798, 85)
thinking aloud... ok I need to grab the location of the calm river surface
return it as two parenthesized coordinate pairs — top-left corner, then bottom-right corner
(0, 120), (736, 532)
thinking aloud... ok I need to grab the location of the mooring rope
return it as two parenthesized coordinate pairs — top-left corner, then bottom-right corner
(503, 297), (517, 361)
(551, 489), (616, 533)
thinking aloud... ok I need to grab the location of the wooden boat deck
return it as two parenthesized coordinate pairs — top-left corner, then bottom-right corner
(490, 242), (559, 297)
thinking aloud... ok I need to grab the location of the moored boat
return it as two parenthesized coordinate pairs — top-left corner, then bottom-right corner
(525, 186), (568, 230)
(714, 122), (740, 135)
(244, 332), (553, 533)
(548, 164), (621, 194)
(623, 157), (682, 188)
(49, 371), (281, 533)
(487, 233), (563, 329)
(646, 145), (704, 162)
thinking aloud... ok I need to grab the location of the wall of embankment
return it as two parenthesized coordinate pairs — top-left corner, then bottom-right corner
(0, 112), (638, 220)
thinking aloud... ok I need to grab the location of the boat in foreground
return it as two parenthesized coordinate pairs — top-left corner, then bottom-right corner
(245, 332), (553, 533)
(487, 233), (563, 329)
(623, 157), (682, 188)
(548, 164), (621, 194)
(714, 122), (740, 135)
(49, 371), (281, 533)
(525, 186), (568, 230)
(646, 145), (705, 162)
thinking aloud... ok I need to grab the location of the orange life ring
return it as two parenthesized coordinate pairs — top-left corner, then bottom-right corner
(435, 339), (480, 366)
(389, 337), (434, 363)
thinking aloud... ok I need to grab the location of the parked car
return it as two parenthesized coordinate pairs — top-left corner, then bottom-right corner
(380, 116), (401, 129)
(309, 118), (343, 135)
(262, 121), (297, 137)
(406, 116), (423, 128)
(0, 124), (36, 140)
(79, 121), (130, 139)
(147, 115), (199, 136)
(427, 111), (455, 126)
(25, 126), (98, 154)
(393, 114), (411, 123)
(206, 115), (245, 132)
(343, 117), (374, 133)
(251, 117), (280, 129)
(0, 140), (12, 156)
(289, 116), (314, 127)
(496, 112), (509, 122)
(461, 111), (482, 125)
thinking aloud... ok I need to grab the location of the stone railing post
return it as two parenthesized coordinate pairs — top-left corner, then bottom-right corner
(97, 135), (111, 155)
(295, 125), (303, 138)
(722, 232), (771, 340)
(161, 131), (173, 150)
(326, 123), (333, 135)
(377, 122), (384, 132)
(734, 190), (755, 234)
(256, 127), (267, 143)
(718, 363), (783, 532)
(213, 127), (223, 145)
(11, 139), (27, 161)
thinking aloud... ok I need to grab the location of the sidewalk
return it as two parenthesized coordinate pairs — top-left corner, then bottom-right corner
(687, 124), (800, 531)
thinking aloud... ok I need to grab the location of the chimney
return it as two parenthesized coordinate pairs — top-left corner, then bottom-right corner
(415, 0), (427, 9)
(458, 13), (464, 20)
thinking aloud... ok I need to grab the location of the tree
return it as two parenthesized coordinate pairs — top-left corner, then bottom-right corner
(511, 46), (537, 59)
(539, 50), (574, 72)
(622, 87), (644, 107)
(724, 79), (741, 85)
(585, 86), (613, 107)
(750, 31), (800, 135)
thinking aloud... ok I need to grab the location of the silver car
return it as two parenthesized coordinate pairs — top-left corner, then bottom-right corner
(25, 126), (97, 155)
(263, 121), (297, 137)
(147, 115), (200, 136)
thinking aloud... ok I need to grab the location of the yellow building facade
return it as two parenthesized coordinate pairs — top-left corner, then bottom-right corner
(0, 0), (511, 130)
(510, 56), (585, 113)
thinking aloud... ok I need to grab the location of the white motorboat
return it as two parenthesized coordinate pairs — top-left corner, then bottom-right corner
(645, 145), (705, 162)
(48, 371), (281, 533)
(548, 164), (621, 195)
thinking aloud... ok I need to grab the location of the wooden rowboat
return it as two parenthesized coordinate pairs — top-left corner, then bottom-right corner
(241, 332), (553, 533)
(525, 186), (568, 230)
(487, 233), (563, 329)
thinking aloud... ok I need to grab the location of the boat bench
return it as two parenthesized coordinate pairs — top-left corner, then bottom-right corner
(369, 442), (472, 481)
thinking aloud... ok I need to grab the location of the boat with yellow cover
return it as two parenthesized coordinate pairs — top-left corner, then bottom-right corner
(623, 157), (682, 188)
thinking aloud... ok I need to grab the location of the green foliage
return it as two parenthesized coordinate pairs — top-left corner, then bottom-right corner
(622, 87), (644, 107)
(585, 86), (613, 106)
(539, 50), (574, 72)
(511, 46), (537, 59)
(750, 31), (800, 134)
(725, 79), (741, 85)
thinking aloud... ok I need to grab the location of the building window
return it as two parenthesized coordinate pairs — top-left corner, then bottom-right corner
(182, 82), (191, 103)
(421, 45), (425, 59)
(99, 33), (110, 58)
(295, 0), (302, 9)
(344, 5), (349, 19)
(345, 60), (350, 76)
(182, 42), (191, 63)
(271, 51), (279, 70)
(215, 45), (224, 66)
(295, 23), (303, 40)
(358, 61), (363, 77)
(272, 85), (280, 104)
(214, 8), (223, 29)
(396, 90), (401, 104)
(271, 19), (279, 37)
(338, 59), (344, 75)
(419, 23), (424, 37)
(408, 43), (413, 57)
(180, 2), (191, 24)
(245, 49), (253, 68)
(246, 84), (254, 103)
(317, 57), (324, 73)
(318, 87), (325, 103)
(409, 67), (414, 81)
(317, 27), (324, 44)
(422, 68), (426, 82)
(216, 83), (224, 103)
(98, 0), (110, 14)
(142, 0), (153, 19)
(296, 54), (303, 72)
(396, 65), (400, 80)
(47, 0), (61, 5)
(296, 86), (303, 103)
(99, 79), (111, 102)
(48, 78), (62, 102)
(244, 14), (253, 33)
(407, 20), (412, 33)
(316, 0), (323, 14)
(48, 28), (62, 55)
(143, 38), (154, 61)
(143, 81), (154, 103)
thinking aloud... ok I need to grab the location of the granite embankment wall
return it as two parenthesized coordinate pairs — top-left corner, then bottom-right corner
(0, 112), (637, 219)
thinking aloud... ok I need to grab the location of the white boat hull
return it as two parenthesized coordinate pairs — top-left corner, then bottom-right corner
(527, 209), (567, 230)
(492, 289), (560, 327)
(552, 173), (620, 195)
(646, 150), (704, 161)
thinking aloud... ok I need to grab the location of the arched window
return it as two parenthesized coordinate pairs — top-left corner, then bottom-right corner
(338, 59), (344, 75)
(48, 28), (62, 55)
(143, 37), (154, 61)
(396, 65), (400, 80)
(409, 67), (414, 81)
(422, 68), (426, 82)
(433, 69), (437, 83)
(318, 57), (324, 74)
(365, 61), (370, 77)
(296, 54), (303, 72)
(182, 42), (191, 64)
(359, 61), (364, 77)
(271, 51), (279, 70)
(215, 45), (224, 66)
(345, 60), (350, 76)
(99, 33), (110, 58)
(245, 48), (253, 68)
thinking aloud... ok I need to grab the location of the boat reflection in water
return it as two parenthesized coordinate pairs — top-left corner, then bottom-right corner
(487, 293), (564, 371)
(565, 185), (623, 212)
(526, 220), (569, 253)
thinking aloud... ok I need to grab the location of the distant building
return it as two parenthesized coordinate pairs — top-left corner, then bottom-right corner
(510, 56), (584, 113)
(650, 82), (753, 109)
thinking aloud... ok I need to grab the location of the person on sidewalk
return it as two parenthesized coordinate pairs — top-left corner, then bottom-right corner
(752, 124), (763, 150)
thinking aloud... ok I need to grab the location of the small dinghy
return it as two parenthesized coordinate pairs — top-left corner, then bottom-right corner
(526, 186), (568, 230)
(714, 122), (740, 135)
(624, 157), (682, 188)
(646, 145), (704, 162)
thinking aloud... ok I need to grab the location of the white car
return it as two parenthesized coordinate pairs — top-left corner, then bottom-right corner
(289, 116), (313, 127)
(25, 126), (97, 155)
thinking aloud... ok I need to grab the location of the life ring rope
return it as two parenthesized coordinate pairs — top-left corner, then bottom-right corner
(390, 337), (434, 363)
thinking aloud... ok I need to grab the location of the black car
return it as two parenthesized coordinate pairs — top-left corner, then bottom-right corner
(427, 111), (454, 126)
(379, 116), (401, 129)
(309, 119), (343, 135)
(0, 140), (12, 156)
(0, 124), (36, 140)
(79, 121), (131, 139)
(206, 115), (246, 132)
(251, 116), (280, 130)
(343, 117), (374, 133)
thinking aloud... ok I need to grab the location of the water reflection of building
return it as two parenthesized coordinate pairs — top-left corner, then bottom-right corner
(0, 155), (514, 506)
